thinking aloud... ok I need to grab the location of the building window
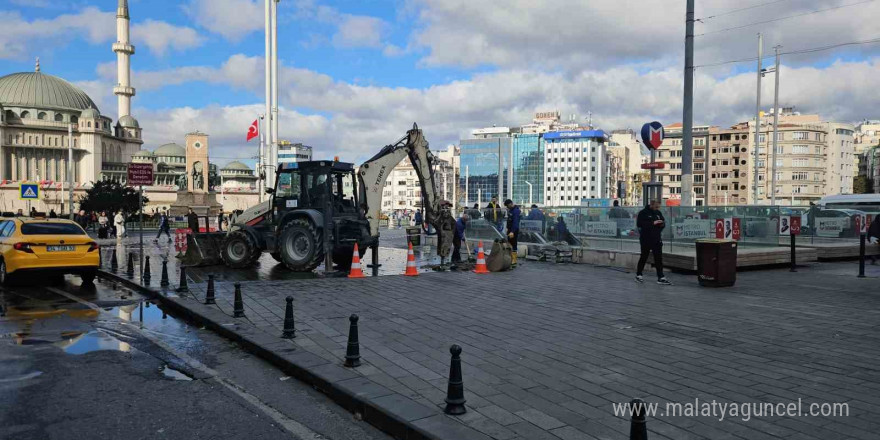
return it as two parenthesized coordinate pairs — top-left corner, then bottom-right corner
(37, 112), (47, 120)
(20, 111), (30, 119)
(792, 145), (809, 154)
(792, 131), (809, 140)
(54, 113), (63, 122)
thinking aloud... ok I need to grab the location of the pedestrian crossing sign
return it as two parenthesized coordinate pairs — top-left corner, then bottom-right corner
(19, 183), (39, 200)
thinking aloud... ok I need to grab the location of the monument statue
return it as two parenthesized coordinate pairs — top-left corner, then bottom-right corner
(176, 173), (187, 191)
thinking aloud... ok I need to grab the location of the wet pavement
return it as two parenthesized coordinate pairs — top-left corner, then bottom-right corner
(98, 230), (453, 286)
(0, 274), (391, 440)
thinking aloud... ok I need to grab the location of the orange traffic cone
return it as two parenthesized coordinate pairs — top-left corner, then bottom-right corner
(404, 241), (419, 276)
(473, 241), (490, 274)
(348, 243), (366, 278)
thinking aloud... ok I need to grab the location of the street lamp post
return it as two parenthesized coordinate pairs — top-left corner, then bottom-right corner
(524, 181), (533, 206)
(68, 123), (74, 219)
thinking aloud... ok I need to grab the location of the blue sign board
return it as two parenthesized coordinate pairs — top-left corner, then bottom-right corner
(19, 183), (39, 200)
(543, 130), (608, 140)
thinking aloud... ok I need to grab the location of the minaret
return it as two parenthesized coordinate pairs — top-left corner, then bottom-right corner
(113, 0), (135, 118)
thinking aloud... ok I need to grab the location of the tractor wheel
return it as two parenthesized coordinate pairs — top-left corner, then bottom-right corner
(221, 231), (260, 268)
(279, 219), (324, 272)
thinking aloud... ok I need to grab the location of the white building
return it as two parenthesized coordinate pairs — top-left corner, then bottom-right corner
(543, 130), (608, 205)
(380, 145), (457, 213)
(277, 141), (312, 164)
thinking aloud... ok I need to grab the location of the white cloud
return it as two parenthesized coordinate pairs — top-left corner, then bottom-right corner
(183, 0), (264, 42)
(295, 1), (390, 51)
(119, 54), (880, 163)
(0, 7), (204, 60)
(132, 20), (205, 56)
(406, 0), (880, 70)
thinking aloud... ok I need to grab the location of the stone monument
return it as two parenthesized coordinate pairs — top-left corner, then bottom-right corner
(169, 131), (222, 218)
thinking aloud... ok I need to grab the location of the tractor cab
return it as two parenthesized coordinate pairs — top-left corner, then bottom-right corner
(271, 160), (360, 219)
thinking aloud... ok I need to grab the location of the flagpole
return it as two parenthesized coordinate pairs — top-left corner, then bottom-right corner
(264, 0), (274, 191)
(258, 115), (265, 202)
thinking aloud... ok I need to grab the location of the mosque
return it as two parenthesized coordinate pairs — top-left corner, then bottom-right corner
(0, 0), (258, 214)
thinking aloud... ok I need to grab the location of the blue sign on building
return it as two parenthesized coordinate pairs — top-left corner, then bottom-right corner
(543, 130), (608, 140)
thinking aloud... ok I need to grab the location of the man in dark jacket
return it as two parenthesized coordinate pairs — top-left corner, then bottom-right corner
(636, 200), (671, 285)
(868, 215), (880, 264)
(452, 214), (468, 264)
(504, 199), (521, 267)
(156, 210), (172, 242)
(187, 208), (200, 232)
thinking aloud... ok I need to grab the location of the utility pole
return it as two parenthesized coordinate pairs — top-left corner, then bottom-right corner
(753, 33), (763, 204)
(680, 0), (695, 207)
(264, 0), (274, 191)
(68, 123), (74, 219)
(770, 45), (782, 206)
(271, 0), (280, 190)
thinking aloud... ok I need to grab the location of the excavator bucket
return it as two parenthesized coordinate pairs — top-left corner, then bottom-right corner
(178, 233), (224, 267)
(485, 239), (513, 272)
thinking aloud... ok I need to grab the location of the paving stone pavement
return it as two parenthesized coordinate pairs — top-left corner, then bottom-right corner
(114, 240), (880, 440)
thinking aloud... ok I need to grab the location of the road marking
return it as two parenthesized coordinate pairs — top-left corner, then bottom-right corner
(45, 286), (326, 440)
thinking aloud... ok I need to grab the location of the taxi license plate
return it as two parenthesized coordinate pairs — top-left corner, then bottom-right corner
(47, 245), (76, 252)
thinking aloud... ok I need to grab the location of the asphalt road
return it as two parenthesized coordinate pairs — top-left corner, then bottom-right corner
(0, 275), (392, 440)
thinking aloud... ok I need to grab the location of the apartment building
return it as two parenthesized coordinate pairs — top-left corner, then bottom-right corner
(654, 123), (710, 206)
(609, 129), (646, 206)
(381, 145), (457, 213)
(707, 124), (751, 205)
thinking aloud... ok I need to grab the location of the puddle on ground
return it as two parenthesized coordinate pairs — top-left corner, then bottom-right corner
(62, 330), (133, 354)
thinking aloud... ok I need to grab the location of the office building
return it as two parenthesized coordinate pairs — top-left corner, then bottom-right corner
(277, 141), (312, 164)
(543, 130), (609, 205)
(460, 127), (512, 206)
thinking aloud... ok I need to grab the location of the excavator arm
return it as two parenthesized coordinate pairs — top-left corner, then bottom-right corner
(358, 123), (443, 238)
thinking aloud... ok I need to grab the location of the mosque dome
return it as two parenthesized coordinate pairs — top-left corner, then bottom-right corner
(153, 143), (186, 157)
(0, 72), (99, 112)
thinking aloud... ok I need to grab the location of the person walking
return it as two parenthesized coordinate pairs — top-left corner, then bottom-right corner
(114, 211), (126, 241)
(76, 210), (89, 231)
(504, 199), (521, 268)
(414, 210), (424, 232)
(217, 212), (225, 232)
(156, 210), (172, 242)
(868, 215), (880, 265)
(452, 213), (468, 265)
(98, 211), (109, 238)
(636, 200), (671, 285)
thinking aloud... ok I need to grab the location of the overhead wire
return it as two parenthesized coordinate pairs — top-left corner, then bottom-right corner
(694, 36), (880, 68)
(697, 0), (795, 21)
(696, 0), (877, 37)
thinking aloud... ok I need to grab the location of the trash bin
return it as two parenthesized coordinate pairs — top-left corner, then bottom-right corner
(695, 239), (737, 287)
(406, 227), (421, 246)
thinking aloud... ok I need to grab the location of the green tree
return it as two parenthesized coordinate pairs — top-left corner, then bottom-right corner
(78, 180), (148, 216)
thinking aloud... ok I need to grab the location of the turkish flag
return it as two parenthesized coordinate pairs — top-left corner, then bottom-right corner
(246, 119), (259, 142)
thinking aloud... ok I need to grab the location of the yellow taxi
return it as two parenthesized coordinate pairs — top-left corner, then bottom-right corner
(0, 216), (100, 284)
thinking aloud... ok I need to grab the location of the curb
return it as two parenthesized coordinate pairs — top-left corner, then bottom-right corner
(97, 269), (490, 440)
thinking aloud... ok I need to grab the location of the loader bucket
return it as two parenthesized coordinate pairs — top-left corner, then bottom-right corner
(178, 232), (224, 267)
(485, 239), (513, 272)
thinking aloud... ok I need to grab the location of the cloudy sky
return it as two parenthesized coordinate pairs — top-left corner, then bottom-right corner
(2, 0), (879, 167)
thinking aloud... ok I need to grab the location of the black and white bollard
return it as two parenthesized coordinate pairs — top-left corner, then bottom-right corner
(160, 260), (170, 287)
(344, 314), (361, 367)
(143, 256), (152, 284)
(205, 275), (216, 304)
(629, 398), (648, 440)
(110, 248), (118, 273)
(127, 252), (135, 278)
(444, 345), (467, 415)
(282, 296), (296, 338)
(859, 234), (867, 278)
(176, 266), (189, 293)
(233, 282), (245, 317)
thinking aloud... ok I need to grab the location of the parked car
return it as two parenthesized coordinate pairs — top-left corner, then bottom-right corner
(0, 216), (100, 284)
